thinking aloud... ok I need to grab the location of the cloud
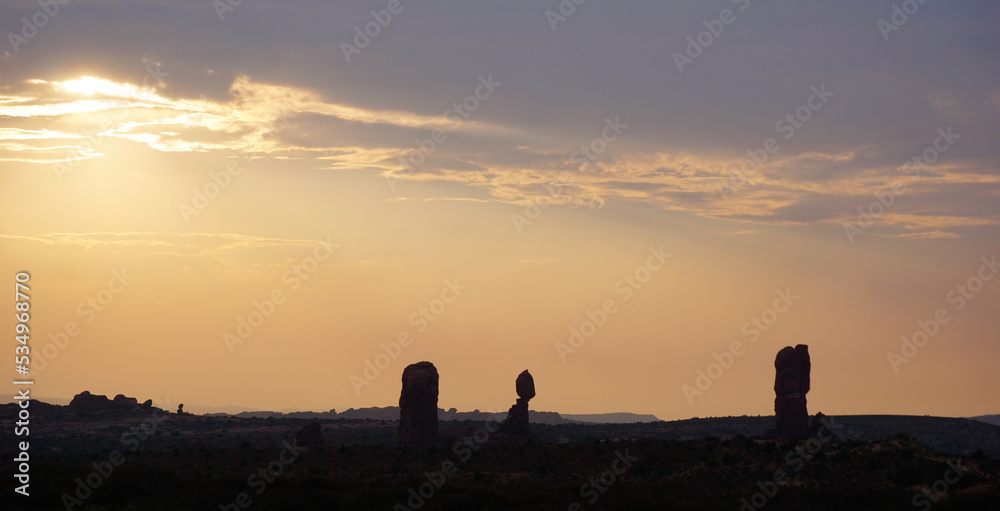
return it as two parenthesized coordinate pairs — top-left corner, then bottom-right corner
(1, 0), (997, 238)
(886, 230), (962, 240)
(0, 231), (324, 252)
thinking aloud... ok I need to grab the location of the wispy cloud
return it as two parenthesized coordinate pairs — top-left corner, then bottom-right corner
(0, 232), (323, 252)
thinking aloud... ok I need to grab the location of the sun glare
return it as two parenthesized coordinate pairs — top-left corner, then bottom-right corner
(57, 76), (149, 98)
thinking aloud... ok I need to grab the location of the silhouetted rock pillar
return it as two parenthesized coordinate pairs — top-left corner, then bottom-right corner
(397, 361), (439, 444)
(774, 345), (811, 438)
(501, 370), (535, 437)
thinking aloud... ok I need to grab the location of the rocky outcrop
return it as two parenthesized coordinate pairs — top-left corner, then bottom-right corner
(69, 391), (108, 412)
(397, 362), (439, 444)
(774, 345), (811, 438)
(113, 394), (138, 407)
(810, 411), (830, 438)
(296, 421), (324, 447)
(68, 391), (165, 416)
(500, 370), (535, 437)
(70, 391), (144, 413)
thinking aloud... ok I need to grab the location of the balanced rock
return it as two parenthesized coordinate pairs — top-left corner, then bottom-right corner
(296, 421), (324, 447)
(773, 345), (811, 438)
(516, 370), (535, 401)
(501, 370), (535, 437)
(397, 361), (439, 444)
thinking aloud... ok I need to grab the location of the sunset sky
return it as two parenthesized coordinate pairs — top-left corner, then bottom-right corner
(2, 1), (998, 421)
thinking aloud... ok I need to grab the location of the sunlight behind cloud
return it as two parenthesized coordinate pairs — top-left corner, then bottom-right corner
(3, 71), (997, 241)
(57, 76), (151, 98)
(1, 75), (510, 164)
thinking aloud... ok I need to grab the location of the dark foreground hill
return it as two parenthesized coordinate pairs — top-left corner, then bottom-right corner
(2, 403), (999, 510)
(576, 414), (1000, 459)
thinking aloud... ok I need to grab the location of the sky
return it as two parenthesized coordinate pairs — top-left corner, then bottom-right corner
(1, 0), (998, 420)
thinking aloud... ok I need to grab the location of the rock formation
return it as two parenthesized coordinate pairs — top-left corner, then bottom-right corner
(773, 345), (811, 438)
(809, 411), (828, 438)
(397, 361), (439, 444)
(296, 421), (324, 447)
(113, 394), (138, 407)
(500, 370), (535, 437)
(70, 391), (144, 413)
(69, 391), (109, 412)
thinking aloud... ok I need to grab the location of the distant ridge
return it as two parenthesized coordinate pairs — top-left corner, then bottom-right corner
(204, 406), (576, 425)
(559, 413), (660, 424)
(970, 414), (1000, 427)
(159, 404), (660, 424)
(21, 399), (654, 423)
(210, 407), (662, 424)
(4, 399), (998, 457)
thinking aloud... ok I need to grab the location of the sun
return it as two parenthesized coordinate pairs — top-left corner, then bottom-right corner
(57, 76), (149, 98)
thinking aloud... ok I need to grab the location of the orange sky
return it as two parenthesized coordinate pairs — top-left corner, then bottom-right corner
(2, 2), (999, 420)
